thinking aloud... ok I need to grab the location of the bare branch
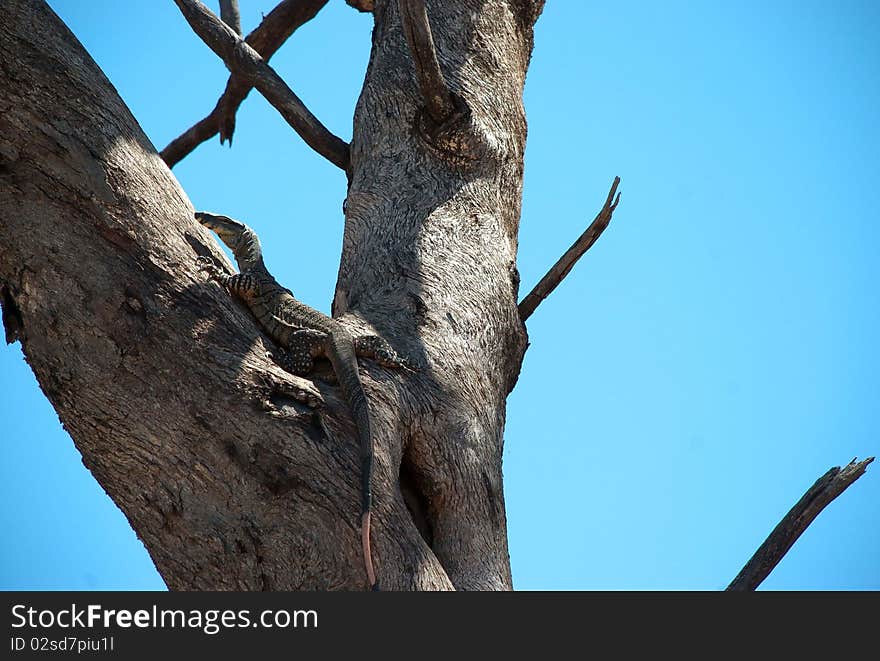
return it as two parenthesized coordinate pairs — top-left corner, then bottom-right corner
(398, 0), (456, 125)
(219, 0), (241, 35)
(172, 0), (349, 171)
(727, 457), (874, 591)
(518, 176), (620, 322)
(161, 0), (329, 167)
(161, 113), (220, 168)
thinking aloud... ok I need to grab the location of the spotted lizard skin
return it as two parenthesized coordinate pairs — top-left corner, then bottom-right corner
(195, 211), (414, 590)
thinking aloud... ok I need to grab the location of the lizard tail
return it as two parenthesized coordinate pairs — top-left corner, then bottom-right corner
(327, 329), (379, 591)
(362, 511), (377, 590)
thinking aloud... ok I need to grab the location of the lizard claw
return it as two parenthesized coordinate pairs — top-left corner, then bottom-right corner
(391, 356), (420, 373)
(401, 359), (421, 373)
(196, 256), (222, 279)
(353, 335), (421, 373)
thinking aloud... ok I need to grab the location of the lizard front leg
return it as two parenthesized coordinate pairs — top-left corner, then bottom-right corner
(354, 335), (419, 372)
(196, 256), (261, 300)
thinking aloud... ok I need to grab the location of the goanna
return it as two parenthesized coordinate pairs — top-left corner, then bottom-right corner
(195, 211), (414, 590)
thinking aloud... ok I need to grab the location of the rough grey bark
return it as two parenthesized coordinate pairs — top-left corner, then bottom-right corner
(0, 0), (542, 590)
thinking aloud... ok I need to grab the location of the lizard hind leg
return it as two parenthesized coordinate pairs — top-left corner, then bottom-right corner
(354, 335), (419, 372)
(277, 328), (327, 377)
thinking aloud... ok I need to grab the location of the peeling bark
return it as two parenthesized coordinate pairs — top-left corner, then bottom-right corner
(0, 0), (541, 590)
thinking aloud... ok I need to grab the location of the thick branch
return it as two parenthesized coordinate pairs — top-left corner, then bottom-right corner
(161, 0), (332, 167)
(8, 0), (544, 592)
(218, 0), (241, 35)
(727, 457), (874, 591)
(161, 113), (219, 167)
(518, 176), (620, 322)
(1, 0), (451, 590)
(398, 0), (456, 125)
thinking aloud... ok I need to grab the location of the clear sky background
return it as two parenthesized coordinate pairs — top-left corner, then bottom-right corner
(1, 0), (877, 590)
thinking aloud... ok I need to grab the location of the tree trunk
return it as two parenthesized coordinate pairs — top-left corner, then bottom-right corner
(0, 0), (542, 590)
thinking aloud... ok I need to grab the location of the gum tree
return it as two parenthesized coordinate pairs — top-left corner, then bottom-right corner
(0, 0), (869, 590)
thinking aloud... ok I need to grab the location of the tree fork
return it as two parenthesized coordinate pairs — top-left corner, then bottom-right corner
(0, 0), (543, 589)
(0, 0), (450, 590)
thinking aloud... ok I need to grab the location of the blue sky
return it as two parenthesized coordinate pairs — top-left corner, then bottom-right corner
(1, 0), (877, 590)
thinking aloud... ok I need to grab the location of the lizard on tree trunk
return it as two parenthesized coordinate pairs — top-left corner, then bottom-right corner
(195, 211), (415, 590)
